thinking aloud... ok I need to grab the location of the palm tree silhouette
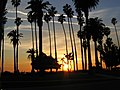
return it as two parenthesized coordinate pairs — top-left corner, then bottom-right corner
(0, 0), (8, 73)
(72, 0), (100, 71)
(44, 13), (52, 56)
(58, 14), (69, 66)
(11, 0), (22, 73)
(26, 48), (36, 73)
(69, 6), (78, 71)
(48, 6), (58, 61)
(26, 0), (51, 57)
(63, 4), (75, 71)
(27, 11), (35, 51)
(1, 10), (7, 74)
(76, 8), (85, 71)
(111, 18), (120, 47)
(89, 17), (105, 69)
(7, 30), (23, 73)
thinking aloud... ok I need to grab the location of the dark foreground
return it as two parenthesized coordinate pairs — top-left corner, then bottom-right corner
(1, 70), (120, 90)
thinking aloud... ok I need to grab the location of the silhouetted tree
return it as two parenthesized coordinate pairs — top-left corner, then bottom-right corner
(63, 4), (75, 71)
(76, 8), (85, 70)
(89, 17), (105, 69)
(26, 0), (51, 57)
(11, 0), (22, 72)
(58, 14), (69, 68)
(0, 0), (8, 73)
(26, 48), (36, 73)
(27, 11), (35, 51)
(111, 18), (120, 47)
(48, 6), (58, 61)
(7, 30), (23, 73)
(44, 13), (52, 56)
(72, 0), (100, 71)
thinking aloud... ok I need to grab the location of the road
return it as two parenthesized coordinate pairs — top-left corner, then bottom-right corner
(2, 79), (120, 90)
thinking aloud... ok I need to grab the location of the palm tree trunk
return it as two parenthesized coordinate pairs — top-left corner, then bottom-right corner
(14, 45), (16, 73)
(1, 28), (4, 73)
(15, 6), (19, 72)
(79, 25), (84, 71)
(70, 18), (78, 71)
(62, 23), (68, 56)
(67, 17), (75, 71)
(87, 40), (92, 71)
(31, 23), (34, 50)
(114, 25), (120, 47)
(94, 41), (99, 68)
(35, 19), (38, 57)
(85, 10), (92, 71)
(48, 22), (52, 56)
(83, 40), (87, 70)
(53, 17), (57, 61)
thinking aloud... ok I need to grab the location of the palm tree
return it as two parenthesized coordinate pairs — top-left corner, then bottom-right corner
(98, 26), (110, 68)
(26, 0), (51, 57)
(111, 18), (120, 47)
(72, 0), (100, 71)
(89, 17), (105, 69)
(26, 48), (35, 73)
(27, 11), (35, 51)
(63, 4), (75, 71)
(0, 0), (8, 73)
(83, 25), (92, 71)
(7, 30), (23, 73)
(58, 14), (68, 63)
(68, 6), (78, 71)
(44, 13), (52, 56)
(48, 6), (58, 61)
(11, 0), (21, 72)
(1, 9), (7, 73)
(76, 8), (85, 71)
(72, 0), (99, 24)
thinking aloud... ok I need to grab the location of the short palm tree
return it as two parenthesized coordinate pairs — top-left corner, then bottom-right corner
(48, 6), (58, 61)
(44, 13), (52, 56)
(63, 4), (75, 71)
(26, 48), (36, 73)
(7, 30), (23, 73)
(111, 18), (120, 47)
(26, 0), (51, 57)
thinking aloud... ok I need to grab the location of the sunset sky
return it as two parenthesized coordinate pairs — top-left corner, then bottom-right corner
(3, 0), (120, 72)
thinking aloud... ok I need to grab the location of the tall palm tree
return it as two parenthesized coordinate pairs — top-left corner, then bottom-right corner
(76, 8), (85, 71)
(111, 18), (120, 47)
(26, 0), (51, 57)
(11, 0), (21, 72)
(0, 0), (8, 73)
(7, 30), (23, 73)
(1, 9), (7, 73)
(44, 13), (52, 56)
(27, 11), (35, 51)
(72, 0), (100, 71)
(89, 17), (105, 69)
(69, 6), (78, 71)
(63, 4), (75, 71)
(26, 48), (35, 73)
(72, 0), (99, 24)
(58, 14), (68, 63)
(48, 6), (58, 61)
